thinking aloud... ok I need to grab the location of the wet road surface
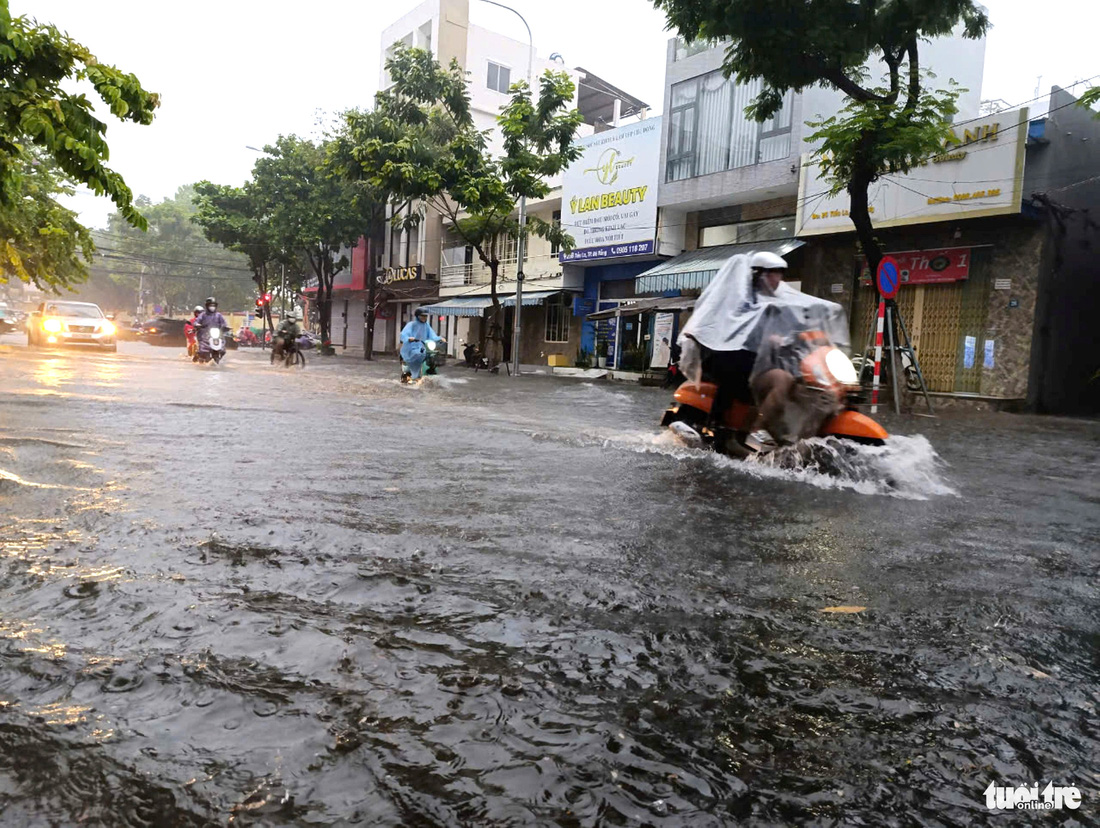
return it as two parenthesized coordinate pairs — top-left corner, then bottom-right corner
(0, 337), (1097, 826)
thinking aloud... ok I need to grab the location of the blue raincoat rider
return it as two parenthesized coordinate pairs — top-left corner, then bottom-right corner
(399, 307), (445, 382)
(194, 296), (228, 354)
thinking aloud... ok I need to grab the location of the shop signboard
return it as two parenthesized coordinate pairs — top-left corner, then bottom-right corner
(796, 108), (1029, 236)
(560, 118), (662, 263)
(572, 297), (596, 316)
(378, 265), (424, 285)
(860, 247), (972, 285)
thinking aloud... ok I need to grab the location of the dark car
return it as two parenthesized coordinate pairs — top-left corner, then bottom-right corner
(137, 317), (188, 346)
(139, 316), (238, 350)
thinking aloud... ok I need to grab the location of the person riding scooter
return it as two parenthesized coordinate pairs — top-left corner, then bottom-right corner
(271, 311), (303, 362)
(678, 252), (791, 437)
(193, 297), (228, 360)
(677, 252), (846, 446)
(399, 307), (445, 383)
(184, 305), (203, 360)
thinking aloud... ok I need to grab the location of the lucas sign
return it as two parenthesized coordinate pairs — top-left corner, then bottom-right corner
(560, 117), (661, 263)
(796, 108), (1029, 236)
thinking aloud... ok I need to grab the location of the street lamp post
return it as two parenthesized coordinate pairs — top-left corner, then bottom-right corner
(477, 0), (532, 378)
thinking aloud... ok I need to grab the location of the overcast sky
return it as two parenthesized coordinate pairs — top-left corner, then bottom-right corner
(20, 0), (1100, 230)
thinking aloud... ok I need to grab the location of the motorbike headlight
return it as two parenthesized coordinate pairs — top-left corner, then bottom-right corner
(100, 321), (116, 336)
(43, 318), (62, 333)
(825, 348), (859, 385)
(211, 329), (221, 339)
(425, 341), (437, 351)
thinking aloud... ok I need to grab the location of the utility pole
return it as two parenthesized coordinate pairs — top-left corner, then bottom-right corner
(478, 0), (532, 378)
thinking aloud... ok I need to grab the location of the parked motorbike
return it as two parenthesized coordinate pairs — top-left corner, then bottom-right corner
(462, 340), (489, 369)
(195, 325), (227, 365)
(662, 319), (888, 458)
(852, 348), (922, 391)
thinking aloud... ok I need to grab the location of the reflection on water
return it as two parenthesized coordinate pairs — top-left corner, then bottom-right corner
(33, 357), (73, 388)
(0, 344), (1095, 825)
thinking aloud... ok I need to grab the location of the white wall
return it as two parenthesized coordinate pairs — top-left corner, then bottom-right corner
(380, 0), (440, 89)
(800, 24), (987, 153)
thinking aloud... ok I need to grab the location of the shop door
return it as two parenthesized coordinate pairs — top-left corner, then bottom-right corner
(851, 253), (991, 392)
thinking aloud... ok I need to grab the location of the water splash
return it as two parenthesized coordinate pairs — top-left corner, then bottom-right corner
(547, 429), (955, 499)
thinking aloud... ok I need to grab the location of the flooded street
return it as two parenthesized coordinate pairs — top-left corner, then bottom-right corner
(0, 338), (1097, 826)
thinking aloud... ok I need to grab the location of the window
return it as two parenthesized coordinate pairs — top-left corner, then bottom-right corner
(699, 216), (796, 248)
(487, 61), (511, 94)
(673, 37), (726, 61)
(550, 210), (562, 256)
(544, 293), (569, 342)
(666, 70), (793, 182)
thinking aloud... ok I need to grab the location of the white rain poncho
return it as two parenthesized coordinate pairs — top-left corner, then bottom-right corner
(677, 254), (848, 384)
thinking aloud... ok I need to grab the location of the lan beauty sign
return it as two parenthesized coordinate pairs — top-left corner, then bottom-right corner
(560, 117), (662, 263)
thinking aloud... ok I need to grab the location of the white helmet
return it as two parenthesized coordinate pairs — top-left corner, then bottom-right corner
(287, 311), (299, 321)
(750, 251), (788, 271)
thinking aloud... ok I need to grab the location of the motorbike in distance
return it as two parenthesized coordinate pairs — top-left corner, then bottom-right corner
(662, 308), (888, 458)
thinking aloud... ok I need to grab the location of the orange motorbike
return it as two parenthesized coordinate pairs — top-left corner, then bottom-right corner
(661, 330), (888, 456)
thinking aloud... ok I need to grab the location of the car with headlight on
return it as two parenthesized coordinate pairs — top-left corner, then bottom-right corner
(26, 301), (117, 352)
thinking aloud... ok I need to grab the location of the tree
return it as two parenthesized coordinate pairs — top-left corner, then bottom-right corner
(651, 0), (989, 287)
(96, 186), (255, 315)
(0, 0), (158, 289)
(192, 181), (279, 302)
(249, 135), (376, 348)
(333, 46), (581, 330)
(2, 149), (94, 290)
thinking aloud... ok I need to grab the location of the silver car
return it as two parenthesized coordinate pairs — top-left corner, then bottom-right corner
(26, 301), (117, 352)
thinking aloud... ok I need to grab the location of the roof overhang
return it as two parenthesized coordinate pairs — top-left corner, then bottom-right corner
(574, 67), (649, 127)
(635, 239), (804, 295)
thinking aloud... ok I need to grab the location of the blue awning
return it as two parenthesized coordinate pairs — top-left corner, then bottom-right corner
(635, 239), (804, 295)
(420, 291), (565, 316)
(501, 290), (561, 307)
(418, 297), (495, 317)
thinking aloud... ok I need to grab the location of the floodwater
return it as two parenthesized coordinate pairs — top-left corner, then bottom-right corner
(0, 338), (1097, 826)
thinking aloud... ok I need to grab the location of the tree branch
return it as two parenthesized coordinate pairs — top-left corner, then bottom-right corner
(816, 60), (887, 103)
(904, 38), (920, 113)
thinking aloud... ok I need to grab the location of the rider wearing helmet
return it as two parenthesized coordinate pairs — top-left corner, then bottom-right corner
(692, 252), (790, 435)
(184, 305), (203, 359)
(399, 307), (445, 382)
(749, 251), (788, 299)
(272, 310), (303, 361)
(193, 297), (228, 354)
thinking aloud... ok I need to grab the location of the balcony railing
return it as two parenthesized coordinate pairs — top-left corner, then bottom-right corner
(439, 254), (561, 289)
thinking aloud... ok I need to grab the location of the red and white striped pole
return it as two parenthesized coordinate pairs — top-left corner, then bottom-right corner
(871, 299), (886, 414)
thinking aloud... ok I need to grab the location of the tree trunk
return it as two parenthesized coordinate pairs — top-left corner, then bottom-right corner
(318, 281), (333, 346)
(847, 163), (884, 294)
(365, 239), (377, 360)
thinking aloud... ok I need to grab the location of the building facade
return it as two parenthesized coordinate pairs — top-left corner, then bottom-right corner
(390, 0), (649, 367)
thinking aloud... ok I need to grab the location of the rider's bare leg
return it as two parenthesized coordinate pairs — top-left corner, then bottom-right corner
(751, 369), (796, 444)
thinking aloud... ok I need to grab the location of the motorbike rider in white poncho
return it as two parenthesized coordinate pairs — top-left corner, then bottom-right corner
(677, 252), (850, 445)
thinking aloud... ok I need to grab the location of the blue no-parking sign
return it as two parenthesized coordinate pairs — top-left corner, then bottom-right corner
(876, 256), (900, 299)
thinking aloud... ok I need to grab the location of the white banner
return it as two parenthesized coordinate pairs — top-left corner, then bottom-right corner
(796, 108), (1029, 236)
(651, 312), (674, 368)
(561, 117), (662, 262)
